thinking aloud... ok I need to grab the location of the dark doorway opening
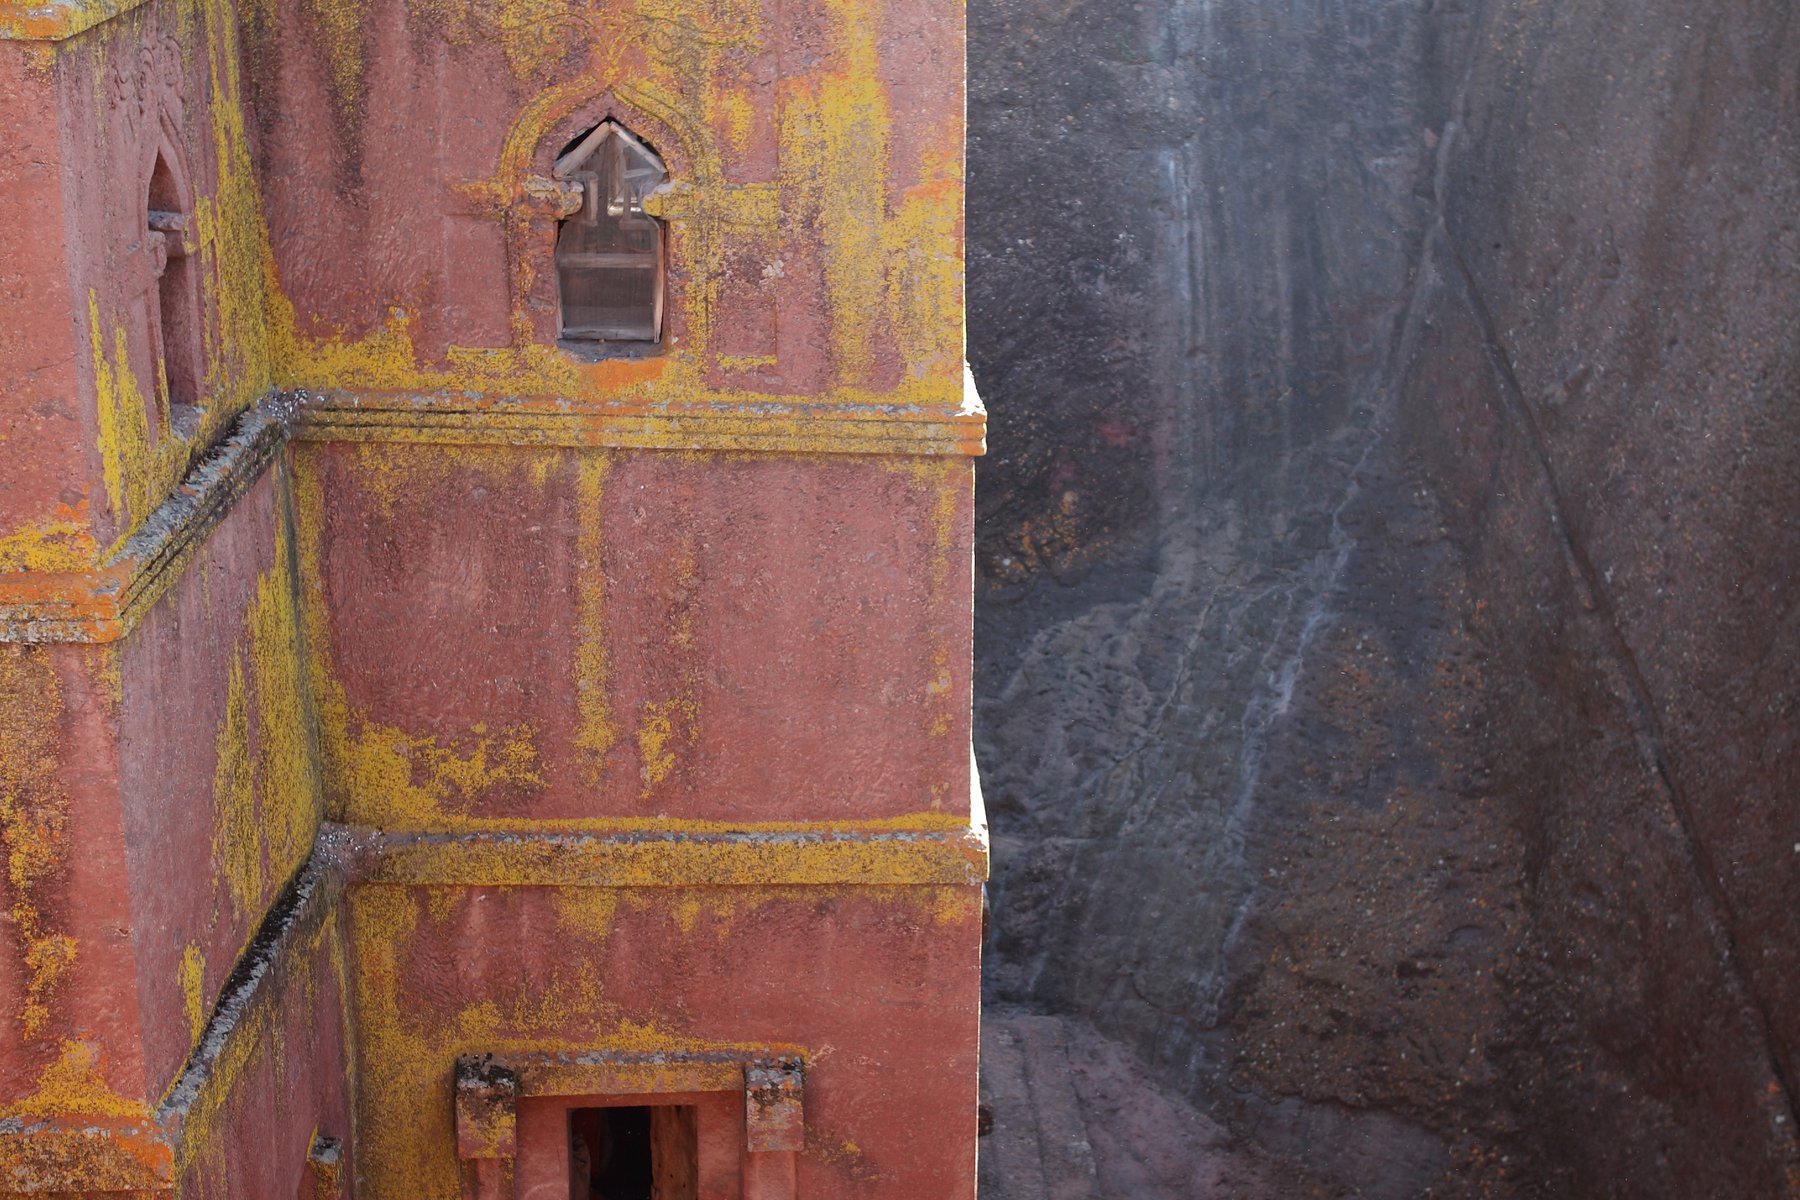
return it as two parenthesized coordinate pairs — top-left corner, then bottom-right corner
(569, 1106), (696, 1200)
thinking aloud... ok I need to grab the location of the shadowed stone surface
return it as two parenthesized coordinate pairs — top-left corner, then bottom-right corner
(969, 0), (1800, 1195)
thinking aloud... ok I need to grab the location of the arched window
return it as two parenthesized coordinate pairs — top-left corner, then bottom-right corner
(552, 121), (668, 345)
(147, 152), (202, 437)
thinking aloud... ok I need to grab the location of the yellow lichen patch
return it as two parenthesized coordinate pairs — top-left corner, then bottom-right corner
(330, 440), (565, 526)
(426, 810), (976, 836)
(662, 885), (859, 943)
(552, 886), (619, 941)
(89, 293), (155, 541)
(780, 66), (889, 386)
(195, 0), (275, 421)
(635, 693), (699, 799)
(923, 885), (980, 927)
(211, 486), (324, 924)
(291, 444), (552, 826)
(300, 0), (365, 135)
(249, 500), (324, 887)
(0, 645), (75, 1041)
(245, 0), (967, 414)
(368, 828), (987, 890)
(327, 713), (544, 829)
(346, 883), (804, 1200)
(0, 1040), (149, 1122)
(79, 0), (276, 549)
(815, 1), (890, 383)
(0, 505), (99, 574)
(715, 82), (755, 159)
(632, 537), (702, 799)
(572, 454), (616, 783)
(178, 943), (207, 1043)
(882, 141), (966, 382)
(165, 916), (345, 1182)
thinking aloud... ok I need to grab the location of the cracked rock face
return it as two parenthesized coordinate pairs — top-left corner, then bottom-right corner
(969, 0), (1800, 1195)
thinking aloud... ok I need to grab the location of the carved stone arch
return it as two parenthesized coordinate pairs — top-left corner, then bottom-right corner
(141, 109), (195, 229)
(141, 111), (204, 438)
(488, 73), (746, 355)
(533, 87), (707, 192)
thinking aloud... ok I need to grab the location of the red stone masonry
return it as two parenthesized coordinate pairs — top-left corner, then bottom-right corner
(0, 0), (984, 1195)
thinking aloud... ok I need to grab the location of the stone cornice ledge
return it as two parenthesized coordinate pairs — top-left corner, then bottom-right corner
(291, 384), (988, 458)
(0, 0), (149, 40)
(0, 797), (985, 1191)
(343, 822), (990, 888)
(0, 401), (288, 644)
(0, 381), (986, 644)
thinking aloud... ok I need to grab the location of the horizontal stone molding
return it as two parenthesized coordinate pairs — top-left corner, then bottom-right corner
(454, 1050), (805, 1200)
(457, 1049), (800, 1109)
(290, 389), (988, 457)
(0, 402), (288, 645)
(0, 851), (343, 1194)
(343, 821), (990, 888)
(0, 385), (986, 643)
(0, 803), (984, 1192)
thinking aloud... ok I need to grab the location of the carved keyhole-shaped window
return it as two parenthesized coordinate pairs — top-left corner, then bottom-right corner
(147, 153), (202, 437)
(553, 121), (668, 344)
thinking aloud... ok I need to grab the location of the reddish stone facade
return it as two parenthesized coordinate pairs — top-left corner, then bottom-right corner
(0, 0), (983, 1196)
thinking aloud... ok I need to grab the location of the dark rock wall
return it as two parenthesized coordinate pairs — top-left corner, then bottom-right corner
(969, 0), (1800, 1195)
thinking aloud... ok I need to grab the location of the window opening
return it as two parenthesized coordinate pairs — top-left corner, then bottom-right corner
(147, 153), (201, 437)
(568, 1106), (696, 1200)
(552, 120), (668, 345)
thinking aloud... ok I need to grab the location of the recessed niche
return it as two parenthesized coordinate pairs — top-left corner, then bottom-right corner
(552, 121), (668, 348)
(568, 1105), (697, 1200)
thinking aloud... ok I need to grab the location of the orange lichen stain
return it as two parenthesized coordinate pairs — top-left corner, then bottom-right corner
(0, 645), (75, 1042)
(0, 1040), (149, 1122)
(178, 943), (208, 1043)
(0, 503), (99, 574)
(573, 454), (617, 783)
(0, 0), (149, 40)
(883, 141), (966, 383)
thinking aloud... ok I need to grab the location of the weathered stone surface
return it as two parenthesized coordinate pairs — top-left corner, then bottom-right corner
(971, 0), (1800, 1194)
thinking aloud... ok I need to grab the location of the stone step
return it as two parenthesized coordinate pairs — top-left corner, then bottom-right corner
(979, 1013), (1099, 1200)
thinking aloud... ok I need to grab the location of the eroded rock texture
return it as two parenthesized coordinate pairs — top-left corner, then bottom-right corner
(969, 0), (1800, 1195)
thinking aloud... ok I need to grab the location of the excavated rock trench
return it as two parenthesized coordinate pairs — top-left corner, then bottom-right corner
(967, 0), (1800, 1195)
